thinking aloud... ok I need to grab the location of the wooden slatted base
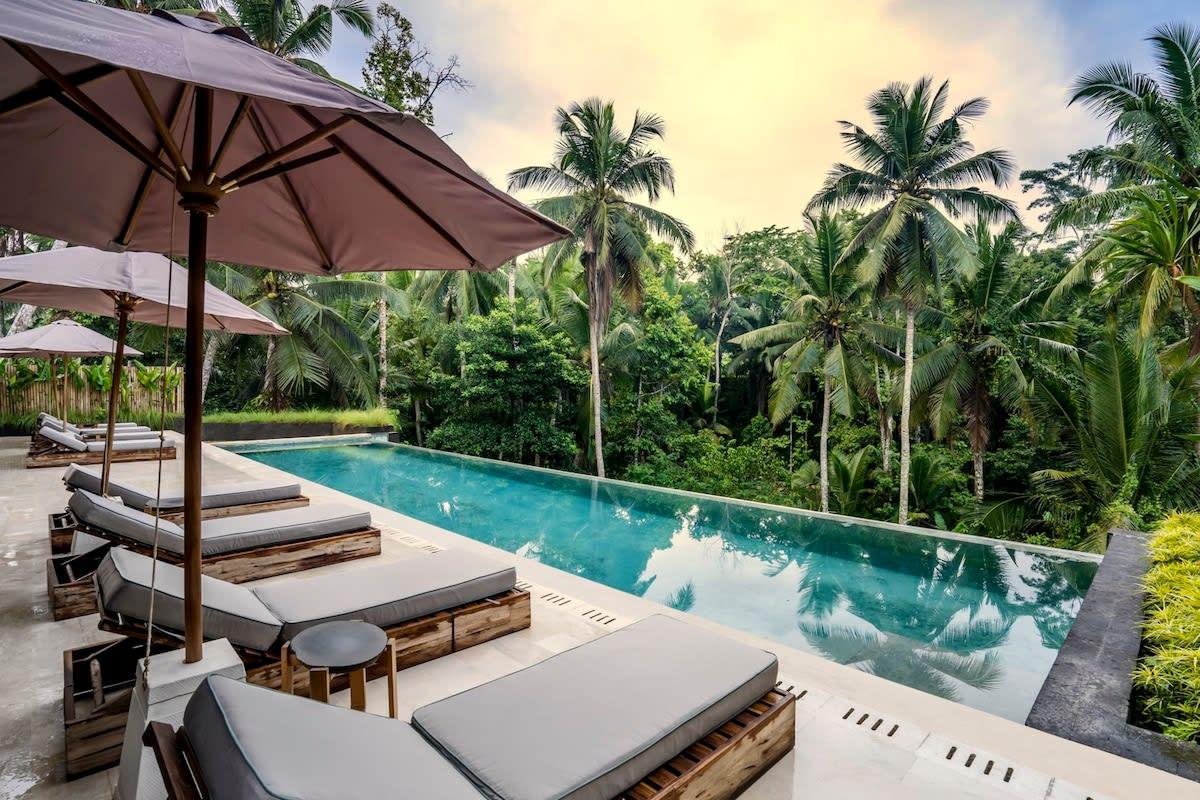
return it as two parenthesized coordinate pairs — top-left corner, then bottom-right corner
(142, 680), (795, 800)
(49, 511), (78, 555)
(25, 446), (177, 469)
(618, 686), (796, 800)
(68, 589), (532, 778)
(46, 527), (382, 620)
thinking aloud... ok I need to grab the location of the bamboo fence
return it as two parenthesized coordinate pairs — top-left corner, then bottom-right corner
(0, 362), (182, 420)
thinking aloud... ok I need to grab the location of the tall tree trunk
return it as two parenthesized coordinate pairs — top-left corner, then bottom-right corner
(263, 336), (279, 410)
(413, 396), (424, 446)
(8, 303), (36, 335)
(819, 372), (831, 513)
(377, 291), (388, 402)
(588, 312), (606, 479)
(879, 414), (892, 472)
(972, 446), (985, 503)
(898, 308), (916, 525)
(712, 306), (730, 425)
(507, 262), (516, 304)
(200, 333), (222, 405)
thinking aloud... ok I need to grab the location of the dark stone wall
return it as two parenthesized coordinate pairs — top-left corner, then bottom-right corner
(1026, 529), (1200, 781)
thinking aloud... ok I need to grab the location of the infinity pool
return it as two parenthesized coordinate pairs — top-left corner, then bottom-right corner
(235, 441), (1098, 721)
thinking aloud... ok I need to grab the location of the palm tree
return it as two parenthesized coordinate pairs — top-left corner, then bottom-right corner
(1050, 23), (1200, 234)
(732, 213), (868, 512)
(508, 99), (695, 478)
(696, 253), (751, 425)
(207, 265), (403, 407)
(1031, 330), (1200, 550)
(808, 77), (1018, 524)
(919, 221), (1075, 502)
(213, 0), (374, 77)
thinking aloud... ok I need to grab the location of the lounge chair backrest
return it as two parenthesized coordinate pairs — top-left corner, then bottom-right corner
(63, 464), (152, 508)
(96, 548), (282, 652)
(39, 426), (86, 451)
(68, 489), (185, 551)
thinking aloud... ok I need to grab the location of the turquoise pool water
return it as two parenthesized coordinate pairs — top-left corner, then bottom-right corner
(235, 441), (1098, 721)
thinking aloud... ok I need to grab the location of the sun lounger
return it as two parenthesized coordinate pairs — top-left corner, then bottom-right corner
(65, 546), (531, 776)
(49, 465), (309, 552)
(39, 412), (147, 435)
(26, 425), (175, 468)
(143, 615), (795, 800)
(47, 490), (382, 618)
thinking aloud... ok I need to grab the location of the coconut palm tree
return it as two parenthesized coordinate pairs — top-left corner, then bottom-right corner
(508, 99), (695, 477)
(212, 0), (374, 77)
(206, 264), (403, 407)
(1031, 329), (1200, 551)
(1049, 23), (1200, 233)
(808, 77), (1018, 524)
(731, 213), (869, 512)
(696, 253), (752, 425)
(919, 220), (1075, 502)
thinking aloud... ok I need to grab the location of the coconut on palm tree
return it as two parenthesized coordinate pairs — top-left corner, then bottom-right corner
(732, 212), (870, 512)
(808, 77), (1018, 524)
(508, 99), (694, 477)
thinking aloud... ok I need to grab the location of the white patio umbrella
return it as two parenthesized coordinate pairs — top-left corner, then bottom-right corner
(0, 247), (286, 493)
(0, 318), (142, 427)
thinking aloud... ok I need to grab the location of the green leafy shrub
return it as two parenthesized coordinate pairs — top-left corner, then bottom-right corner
(201, 408), (398, 428)
(1133, 513), (1200, 741)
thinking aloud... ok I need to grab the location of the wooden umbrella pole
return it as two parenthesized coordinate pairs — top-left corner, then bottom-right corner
(181, 86), (217, 664)
(60, 353), (67, 427)
(99, 303), (132, 496)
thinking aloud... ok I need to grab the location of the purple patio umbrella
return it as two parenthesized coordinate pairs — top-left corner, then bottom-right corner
(0, 0), (569, 661)
(0, 246), (286, 493)
(0, 318), (142, 427)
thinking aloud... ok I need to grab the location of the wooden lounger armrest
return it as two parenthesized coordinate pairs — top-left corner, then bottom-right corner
(142, 722), (202, 800)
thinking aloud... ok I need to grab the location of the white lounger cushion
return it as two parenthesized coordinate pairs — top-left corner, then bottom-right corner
(63, 464), (303, 511)
(38, 426), (159, 452)
(96, 548), (282, 652)
(413, 614), (780, 800)
(68, 490), (369, 556)
(253, 550), (516, 641)
(185, 676), (485, 800)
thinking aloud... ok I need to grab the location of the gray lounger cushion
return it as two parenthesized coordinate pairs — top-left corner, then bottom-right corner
(38, 426), (86, 451)
(64, 464), (302, 511)
(70, 530), (112, 556)
(40, 426), (162, 453)
(68, 490), (367, 557)
(96, 548), (281, 652)
(413, 614), (779, 800)
(253, 550), (515, 641)
(185, 676), (484, 800)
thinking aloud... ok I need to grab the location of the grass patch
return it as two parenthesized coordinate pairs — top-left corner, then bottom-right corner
(201, 407), (397, 428)
(1133, 512), (1200, 742)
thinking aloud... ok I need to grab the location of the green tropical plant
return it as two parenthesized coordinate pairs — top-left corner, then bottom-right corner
(808, 76), (1018, 524)
(212, 0), (374, 77)
(508, 98), (695, 478)
(731, 212), (871, 512)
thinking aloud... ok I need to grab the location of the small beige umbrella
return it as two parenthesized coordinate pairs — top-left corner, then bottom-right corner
(0, 318), (143, 427)
(0, 246), (287, 494)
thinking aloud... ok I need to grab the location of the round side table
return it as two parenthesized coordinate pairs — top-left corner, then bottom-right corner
(280, 620), (397, 717)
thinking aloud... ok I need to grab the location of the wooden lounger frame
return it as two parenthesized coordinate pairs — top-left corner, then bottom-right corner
(142, 681), (796, 800)
(63, 589), (532, 778)
(46, 523), (382, 620)
(49, 494), (313, 555)
(25, 443), (177, 469)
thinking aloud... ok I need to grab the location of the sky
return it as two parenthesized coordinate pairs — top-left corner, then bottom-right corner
(319, 0), (1197, 252)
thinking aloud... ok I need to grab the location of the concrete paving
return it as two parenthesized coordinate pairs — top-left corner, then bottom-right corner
(1, 434), (1197, 800)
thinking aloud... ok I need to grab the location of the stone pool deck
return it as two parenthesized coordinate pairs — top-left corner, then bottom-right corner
(0, 434), (1196, 800)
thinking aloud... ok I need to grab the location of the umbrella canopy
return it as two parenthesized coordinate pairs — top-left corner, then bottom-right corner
(0, 318), (143, 358)
(0, 247), (287, 335)
(0, 1), (570, 272)
(0, 0), (570, 664)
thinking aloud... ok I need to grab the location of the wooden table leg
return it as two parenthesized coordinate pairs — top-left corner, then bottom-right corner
(349, 669), (367, 712)
(309, 667), (330, 703)
(386, 639), (398, 719)
(280, 643), (293, 695)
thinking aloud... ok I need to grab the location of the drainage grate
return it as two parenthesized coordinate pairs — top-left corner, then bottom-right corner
(840, 705), (901, 739)
(389, 531), (442, 552)
(916, 734), (1052, 796)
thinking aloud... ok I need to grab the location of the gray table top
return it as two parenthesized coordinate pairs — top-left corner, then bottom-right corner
(289, 620), (387, 671)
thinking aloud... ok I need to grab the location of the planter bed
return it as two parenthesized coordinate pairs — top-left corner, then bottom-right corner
(1026, 529), (1200, 781)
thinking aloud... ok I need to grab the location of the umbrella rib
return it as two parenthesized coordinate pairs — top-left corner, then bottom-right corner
(357, 117), (573, 236)
(208, 95), (253, 184)
(125, 70), (191, 182)
(5, 41), (175, 183)
(233, 147), (338, 190)
(116, 85), (194, 247)
(221, 114), (352, 189)
(292, 108), (478, 267)
(0, 281), (30, 297)
(246, 108), (333, 270)
(0, 62), (118, 120)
